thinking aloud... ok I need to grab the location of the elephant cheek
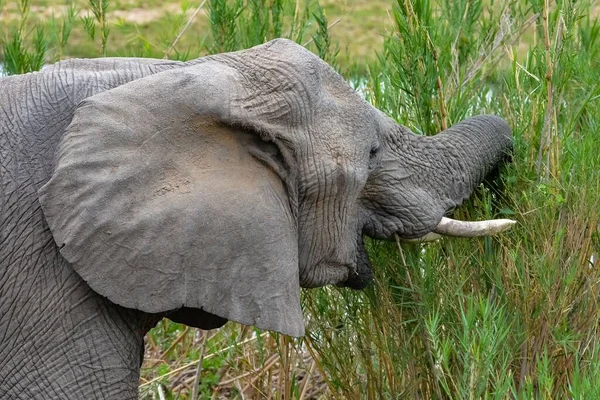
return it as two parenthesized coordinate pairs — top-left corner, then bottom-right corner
(340, 236), (373, 290)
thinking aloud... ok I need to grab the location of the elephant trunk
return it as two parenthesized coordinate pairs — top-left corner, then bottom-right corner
(412, 114), (514, 239)
(363, 114), (513, 240)
(421, 114), (513, 208)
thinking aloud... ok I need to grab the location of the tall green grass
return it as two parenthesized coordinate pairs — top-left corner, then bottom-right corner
(2, 0), (600, 398)
(1, 0), (48, 74)
(304, 1), (600, 398)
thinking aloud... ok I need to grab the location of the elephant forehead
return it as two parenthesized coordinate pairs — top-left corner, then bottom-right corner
(312, 108), (378, 168)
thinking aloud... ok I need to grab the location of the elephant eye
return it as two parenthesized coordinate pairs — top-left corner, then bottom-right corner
(368, 144), (380, 169)
(369, 146), (379, 159)
(369, 143), (380, 160)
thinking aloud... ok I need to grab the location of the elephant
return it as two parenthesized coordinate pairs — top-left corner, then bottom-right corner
(0, 39), (513, 398)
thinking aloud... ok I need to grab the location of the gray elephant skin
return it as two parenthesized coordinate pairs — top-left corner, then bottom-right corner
(0, 39), (512, 398)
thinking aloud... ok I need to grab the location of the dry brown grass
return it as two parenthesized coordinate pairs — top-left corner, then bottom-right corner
(140, 324), (330, 399)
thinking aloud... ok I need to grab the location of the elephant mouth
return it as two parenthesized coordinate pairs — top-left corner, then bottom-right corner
(305, 237), (373, 290)
(340, 235), (373, 290)
(337, 217), (516, 290)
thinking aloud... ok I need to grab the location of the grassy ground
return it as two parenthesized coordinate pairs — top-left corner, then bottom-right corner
(3, 0), (600, 399)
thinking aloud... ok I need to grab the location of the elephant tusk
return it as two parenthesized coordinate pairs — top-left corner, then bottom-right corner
(401, 232), (444, 243)
(400, 217), (516, 243)
(433, 217), (516, 237)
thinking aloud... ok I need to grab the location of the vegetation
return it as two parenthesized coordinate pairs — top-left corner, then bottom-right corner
(2, 0), (600, 398)
(0, 0), (391, 70)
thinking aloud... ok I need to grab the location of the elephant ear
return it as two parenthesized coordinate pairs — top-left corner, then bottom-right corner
(38, 40), (321, 337)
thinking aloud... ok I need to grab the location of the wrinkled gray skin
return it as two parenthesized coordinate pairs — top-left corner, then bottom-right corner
(0, 39), (511, 398)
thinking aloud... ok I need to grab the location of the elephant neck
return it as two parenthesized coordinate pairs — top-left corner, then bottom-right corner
(0, 248), (159, 399)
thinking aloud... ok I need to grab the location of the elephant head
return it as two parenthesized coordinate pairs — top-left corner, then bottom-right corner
(38, 39), (512, 337)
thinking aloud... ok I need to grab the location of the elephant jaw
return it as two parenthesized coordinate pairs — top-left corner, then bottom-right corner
(299, 236), (373, 290)
(340, 235), (373, 290)
(402, 217), (516, 242)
